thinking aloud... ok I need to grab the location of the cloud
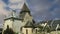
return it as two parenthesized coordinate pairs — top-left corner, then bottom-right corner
(2, 0), (9, 5)
(0, 0), (9, 15)
(27, 0), (52, 21)
(27, 0), (60, 22)
(8, 0), (25, 10)
(0, 0), (10, 28)
(9, 0), (24, 3)
(0, 0), (60, 23)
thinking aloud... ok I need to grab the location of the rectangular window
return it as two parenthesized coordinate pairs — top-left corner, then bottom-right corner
(36, 29), (37, 33)
(26, 29), (28, 34)
(32, 29), (33, 33)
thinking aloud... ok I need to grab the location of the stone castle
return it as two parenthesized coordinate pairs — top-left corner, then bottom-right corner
(2, 2), (60, 34)
(2, 3), (36, 34)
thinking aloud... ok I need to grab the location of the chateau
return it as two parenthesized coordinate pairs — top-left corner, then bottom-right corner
(2, 3), (36, 34)
(1, 2), (60, 34)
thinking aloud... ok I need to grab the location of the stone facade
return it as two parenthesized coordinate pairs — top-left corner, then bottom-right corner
(2, 2), (60, 34)
(3, 3), (34, 34)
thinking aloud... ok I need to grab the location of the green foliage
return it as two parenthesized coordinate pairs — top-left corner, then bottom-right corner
(15, 32), (19, 34)
(3, 25), (15, 34)
(58, 33), (60, 34)
(45, 25), (51, 33)
(38, 25), (51, 34)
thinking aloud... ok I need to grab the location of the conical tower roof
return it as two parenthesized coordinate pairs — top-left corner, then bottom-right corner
(19, 3), (31, 19)
(21, 3), (30, 11)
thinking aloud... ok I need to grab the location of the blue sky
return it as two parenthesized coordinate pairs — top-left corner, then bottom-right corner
(0, 0), (60, 27)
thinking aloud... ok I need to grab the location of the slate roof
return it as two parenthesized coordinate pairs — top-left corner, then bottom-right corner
(24, 20), (36, 28)
(19, 3), (31, 19)
(4, 17), (22, 21)
(21, 3), (30, 11)
(4, 10), (21, 20)
(25, 21), (33, 26)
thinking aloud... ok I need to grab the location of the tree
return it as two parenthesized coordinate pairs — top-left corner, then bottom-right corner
(38, 24), (51, 34)
(3, 25), (15, 34)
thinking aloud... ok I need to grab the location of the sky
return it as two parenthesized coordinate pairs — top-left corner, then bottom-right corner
(0, 0), (60, 28)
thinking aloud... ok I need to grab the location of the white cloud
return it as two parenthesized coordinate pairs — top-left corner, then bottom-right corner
(8, 0), (25, 10)
(0, 0), (9, 15)
(9, 0), (25, 3)
(0, 0), (10, 28)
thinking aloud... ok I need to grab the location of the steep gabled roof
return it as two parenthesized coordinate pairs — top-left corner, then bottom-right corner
(20, 3), (30, 14)
(19, 3), (31, 19)
(24, 21), (35, 28)
(21, 3), (30, 11)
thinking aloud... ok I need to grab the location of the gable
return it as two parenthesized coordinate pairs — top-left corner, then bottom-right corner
(24, 21), (34, 28)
